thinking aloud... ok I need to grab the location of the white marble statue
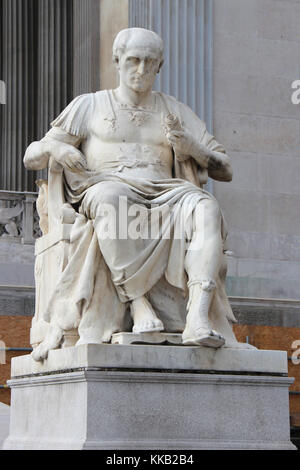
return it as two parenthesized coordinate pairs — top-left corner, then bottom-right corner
(24, 28), (253, 361)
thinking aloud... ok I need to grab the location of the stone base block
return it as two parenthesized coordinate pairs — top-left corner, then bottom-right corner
(3, 344), (296, 450)
(0, 403), (10, 450)
(111, 332), (182, 345)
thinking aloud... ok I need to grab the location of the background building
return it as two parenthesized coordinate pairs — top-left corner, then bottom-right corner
(0, 0), (299, 443)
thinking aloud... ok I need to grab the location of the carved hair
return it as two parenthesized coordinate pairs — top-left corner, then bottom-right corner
(112, 28), (164, 68)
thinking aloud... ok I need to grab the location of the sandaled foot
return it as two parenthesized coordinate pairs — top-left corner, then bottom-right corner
(182, 327), (225, 348)
(31, 324), (63, 362)
(131, 296), (164, 334)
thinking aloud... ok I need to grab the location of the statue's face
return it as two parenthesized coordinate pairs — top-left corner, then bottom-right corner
(118, 46), (161, 93)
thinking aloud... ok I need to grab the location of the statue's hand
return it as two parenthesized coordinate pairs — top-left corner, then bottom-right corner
(24, 139), (87, 172)
(51, 142), (87, 172)
(166, 129), (209, 167)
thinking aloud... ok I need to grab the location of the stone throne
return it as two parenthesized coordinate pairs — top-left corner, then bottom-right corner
(31, 157), (80, 350)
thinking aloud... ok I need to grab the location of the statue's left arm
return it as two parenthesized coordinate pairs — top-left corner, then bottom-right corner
(197, 129), (233, 182)
(165, 97), (232, 182)
(166, 126), (232, 182)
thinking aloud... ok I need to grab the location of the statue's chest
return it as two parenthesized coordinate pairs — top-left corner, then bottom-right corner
(91, 108), (168, 146)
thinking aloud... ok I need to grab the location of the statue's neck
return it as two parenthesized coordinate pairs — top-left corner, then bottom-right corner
(114, 85), (154, 108)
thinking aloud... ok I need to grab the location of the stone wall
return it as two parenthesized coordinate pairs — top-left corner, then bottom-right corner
(212, 0), (300, 301)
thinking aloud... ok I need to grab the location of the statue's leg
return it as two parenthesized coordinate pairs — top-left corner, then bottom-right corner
(83, 181), (164, 335)
(183, 198), (225, 347)
(130, 296), (164, 334)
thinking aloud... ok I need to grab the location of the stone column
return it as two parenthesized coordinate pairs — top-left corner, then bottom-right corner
(0, 0), (74, 191)
(37, 0), (74, 140)
(73, 0), (101, 95)
(1, 0), (38, 192)
(99, 0), (129, 90)
(22, 193), (37, 245)
(129, 0), (213, 129)
(36, 0), (73, 182)
(129, 0), (214, 192)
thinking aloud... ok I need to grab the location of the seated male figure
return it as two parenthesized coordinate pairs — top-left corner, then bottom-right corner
(25, 28), (243, 360)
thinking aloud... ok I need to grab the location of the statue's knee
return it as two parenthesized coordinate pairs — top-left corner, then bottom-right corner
(101, 191), (121, 208)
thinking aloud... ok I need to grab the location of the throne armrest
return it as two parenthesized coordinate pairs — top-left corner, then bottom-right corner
(35, 157), (76, 254)
(47, 157), (76, 231)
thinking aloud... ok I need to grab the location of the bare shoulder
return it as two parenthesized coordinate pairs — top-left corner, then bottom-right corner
(51, 92), (98, 137)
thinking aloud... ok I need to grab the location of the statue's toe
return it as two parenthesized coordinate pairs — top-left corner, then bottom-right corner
(132, 318), (164, 334)
(31, 343), (48, 362)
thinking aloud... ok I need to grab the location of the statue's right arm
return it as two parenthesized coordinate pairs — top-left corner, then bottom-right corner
(23, 140), (51, 171)
(24, 128), (87, 172)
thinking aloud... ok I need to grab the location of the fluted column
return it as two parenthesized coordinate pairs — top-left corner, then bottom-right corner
(73, 0), (100, 96)
(37, 0), (73, 140)
(1, 0), (38, 192)
(129, 0), (213, 192)
(129, 0), (213, 131)
(0, 0), (74, 191)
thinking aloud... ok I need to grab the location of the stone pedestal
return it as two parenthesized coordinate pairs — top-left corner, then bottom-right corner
(3, 344), (295, 450)
(0, 403), (10, 449)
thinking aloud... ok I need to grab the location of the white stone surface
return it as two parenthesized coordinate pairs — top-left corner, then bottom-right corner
(3, 346), (295, 450)
(0, 403), (10, 450)
(111, 331), (183, 345)
(10, 344), (288, 378)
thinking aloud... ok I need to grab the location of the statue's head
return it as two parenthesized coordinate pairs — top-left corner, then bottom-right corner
(113, 28), (164, 93)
